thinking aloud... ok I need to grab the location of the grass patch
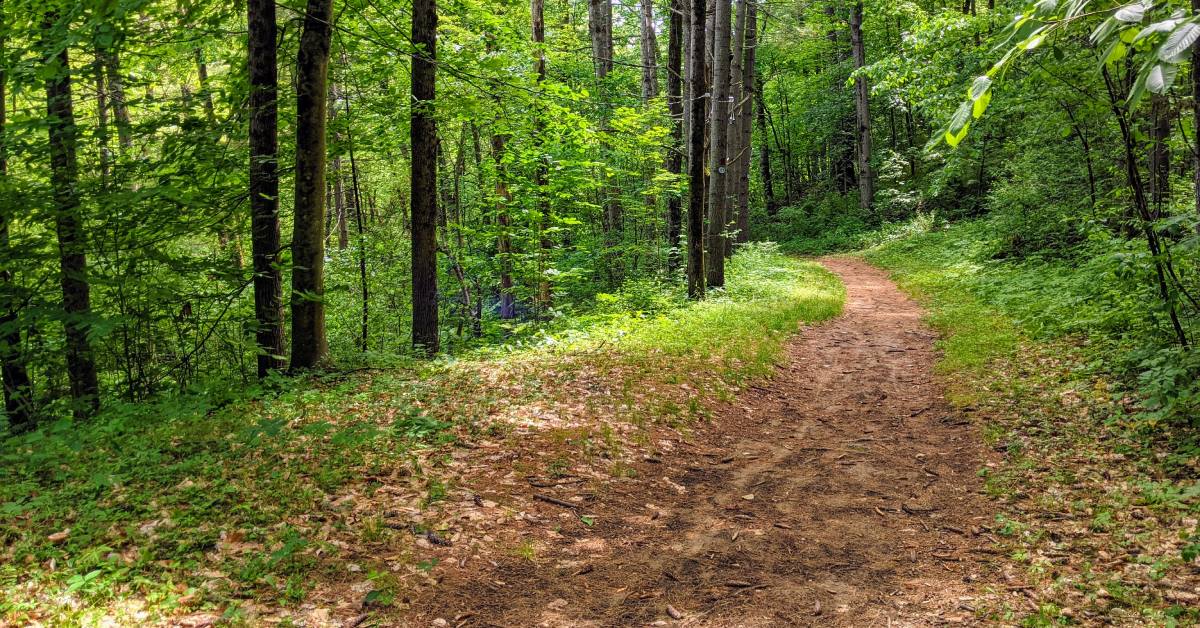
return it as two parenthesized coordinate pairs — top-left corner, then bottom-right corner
(0, 243), (842, 626)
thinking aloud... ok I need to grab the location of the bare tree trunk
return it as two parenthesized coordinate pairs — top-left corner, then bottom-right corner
(687, 0), (708, 298)
(640, 0), (660, 102)
(103, 50), (132, 152)
(290, 0), (333, 371)
(1194, 0), (1200, 230)
(333, 157), (349, 249)
(588, 0), (614, 76)
(724, 0), (747, 256)
(411, 0), (440, 354)
(0, 2), (32, 429)
(705, 0), (732, 288)
(667, 0), (685, 276)
(734, 0), (757, 243)
(533, 0), (553, 313)
(342, 93), (370, 352)
(42, 12), (100, 418)
(248, 0), (287, 376)
(850, 1), (873, 211)
(1149, 93), (1170, 218)
(492, 133), (516, 320)
(756, 73), (778, 216)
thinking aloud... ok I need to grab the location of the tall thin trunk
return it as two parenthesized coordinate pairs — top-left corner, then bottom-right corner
(343, 94), (370, 352)
(724, 0), (747, 256)
(1194, 0), (1200, 229)
(733, 0), (757, 243)
(705, 0), (732, 288)
(290, 0), (334, 371)
(667, 0), (685, 276)
(533, 0), (553, 312)
(42, 12), (100, 418)
(850, 1), (873, 210)
(756, 73), (777, 216)
(687, 0), (708, 298)
(640, 0), (660, 102)
(493, 133), (516, 320)
(411, 0), (440, 354)
(1149, 93), (1170, 217)
(247, 0), (286, 376)
(0, 1), (32, 429)
(104, 50), (132, 152)
(333, 157), (349, 249)
(588, 0), (614, 77)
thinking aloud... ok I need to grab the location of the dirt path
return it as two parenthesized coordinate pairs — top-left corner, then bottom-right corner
(407, 258), (999, 626)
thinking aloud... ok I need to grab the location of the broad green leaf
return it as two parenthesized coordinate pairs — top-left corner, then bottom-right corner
(1114, 2), (1148, 23)
(1145, 63), (1179, 94)
(969, 76), (993, 101)
(1158, 21), (1200, 62)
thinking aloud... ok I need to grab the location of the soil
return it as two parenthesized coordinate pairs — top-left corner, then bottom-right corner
(402, 257), (1002, 627)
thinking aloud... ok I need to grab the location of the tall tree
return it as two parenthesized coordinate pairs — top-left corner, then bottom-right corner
(411, 0), (440, 354)
(755, 72), (778, 216)
(687, 0), (707, 298)
(248, 0), (287, 376)
(849, 0), (873, 210)
(723, 0), (747, 256)
(0, 0), (31, 429)
(589, 0), (622, 284)
(532, 0), (553, 311)
(290, 0), (334, 371)
(639, 0), (660, 102)
(42, 10), (100, 418)
(666, 0), (685, 276)
(705, 0), (732, 288)
(733, 0), (757, 243)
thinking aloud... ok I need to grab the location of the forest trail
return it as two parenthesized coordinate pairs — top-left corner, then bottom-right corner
(408, 258), (1000, 626)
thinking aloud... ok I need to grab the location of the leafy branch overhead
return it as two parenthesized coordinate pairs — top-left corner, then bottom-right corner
(944, 0), (1200, 147)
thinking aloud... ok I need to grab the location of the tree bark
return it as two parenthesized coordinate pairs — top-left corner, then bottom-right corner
(667, 0), (685, 276)
(289, 0), (333, 371)
(411, 0), (440, 354)
(533, 0), (553, 313)
(248, 0), (287, 376)
(705, 0), (732, 288)
(687, 0), (708, 298)
(756, 73), (777, 216)
(0, 1), (32, 429)
(733, 0), (757, 243)
(492, 133), (516, 320)
(588, 0), (614, 77)
(103, 50), (132, 152)
(723, 0), (747, 256)
(1194, 0), (1200, 229)
(640, 0), (660, 102)
(42, 12), (100, 418)
(1149, 93), (1170, 218)
(850, 1), (873, 211)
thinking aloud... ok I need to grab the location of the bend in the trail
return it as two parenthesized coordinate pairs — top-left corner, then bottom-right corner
(406, 257), (1000, 627)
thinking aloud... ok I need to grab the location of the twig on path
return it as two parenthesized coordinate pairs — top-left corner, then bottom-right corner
(533, 493), (578, 509)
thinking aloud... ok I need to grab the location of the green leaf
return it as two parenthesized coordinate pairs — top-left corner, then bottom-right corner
(1145, 63), (1179, 94)
(1158, 21), (1200, 62)
(969, 75), (993, 101)
(1114, 2), (1148, 23)
(1102, 39), (1128, 66)
(972, 89), (992, 119)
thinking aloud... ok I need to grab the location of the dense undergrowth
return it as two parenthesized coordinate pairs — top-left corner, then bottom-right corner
(0, 245), (843, 625)
(856, 216), (1200, 625)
